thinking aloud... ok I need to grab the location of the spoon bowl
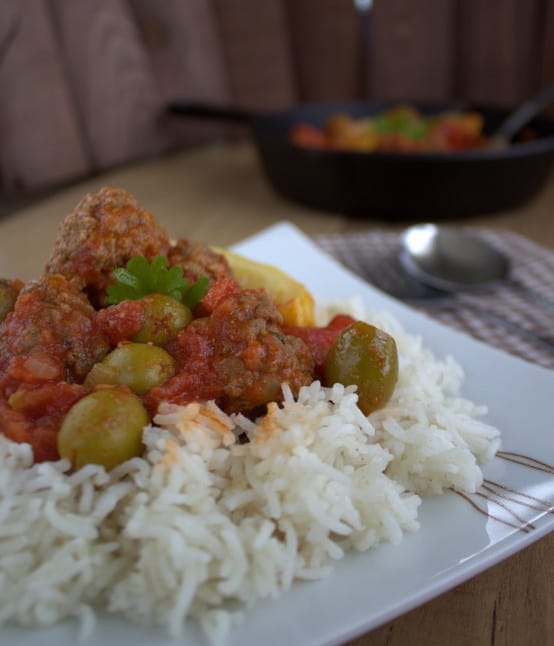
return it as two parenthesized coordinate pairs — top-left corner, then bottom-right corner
(400, 224), (511, 292)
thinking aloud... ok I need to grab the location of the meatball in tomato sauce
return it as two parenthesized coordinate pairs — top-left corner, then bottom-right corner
(168, 238), (233, 284)
(46, 187), (170, 304)
(0, 274), (109, 391)
(146, 289), (314, 417)
(0, 275), (109, 462)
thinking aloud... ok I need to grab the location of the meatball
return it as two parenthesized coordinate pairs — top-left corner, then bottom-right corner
(212, 291), (314, 413)
(0, 274), (109, 390)
(146, 288), (314, 416)
(0, 278), (24, 323)
(46, 187), (169, 303)
(168, 238), (233, 283)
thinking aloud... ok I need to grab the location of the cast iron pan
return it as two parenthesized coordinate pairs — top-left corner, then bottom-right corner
(168, 100), (554, 220)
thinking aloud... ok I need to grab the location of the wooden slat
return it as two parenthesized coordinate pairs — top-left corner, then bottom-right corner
(213, 0), (297, 109)
(456, 0), (543, 106)
(0, 0), (89, 191)
(284, 0), (360, 102)
(128, 0), (233, 147)
(369, 0), (456, 101)
(48, 0), (165, 170)
(1, 0), (552, 197)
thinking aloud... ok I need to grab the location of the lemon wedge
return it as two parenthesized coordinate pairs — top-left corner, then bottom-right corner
(214, 247), (315, 326)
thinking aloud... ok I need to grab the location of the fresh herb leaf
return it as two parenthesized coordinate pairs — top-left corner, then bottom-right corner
(105, 256), (210, 307)
(373, 115), (395, 134)
(182, 275), (210, 309)
(104, 282), (135, 305)
(372, 112), (429, 141)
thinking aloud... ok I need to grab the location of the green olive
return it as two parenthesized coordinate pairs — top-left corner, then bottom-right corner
(86, 342), (175, 394)
(324, 321), (399, 415)
(0, 280), (20, 323)
(57, 388), (149, 470)
(133, 294), (192, 345)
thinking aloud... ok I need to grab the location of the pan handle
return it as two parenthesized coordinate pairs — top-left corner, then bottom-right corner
(167, 102), (254, 124)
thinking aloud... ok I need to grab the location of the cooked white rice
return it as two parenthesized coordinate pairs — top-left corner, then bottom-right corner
(0, 302), (501, 644)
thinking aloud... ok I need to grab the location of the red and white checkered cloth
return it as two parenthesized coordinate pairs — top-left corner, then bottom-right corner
(314, 229), (554, 370)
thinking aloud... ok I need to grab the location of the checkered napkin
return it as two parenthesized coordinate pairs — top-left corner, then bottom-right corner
(314, 229), (554, 370)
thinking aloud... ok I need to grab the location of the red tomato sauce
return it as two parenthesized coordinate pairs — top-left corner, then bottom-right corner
(284, 314), (355, 379)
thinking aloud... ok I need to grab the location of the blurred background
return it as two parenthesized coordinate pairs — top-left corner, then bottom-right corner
(0, 0), (553, 210)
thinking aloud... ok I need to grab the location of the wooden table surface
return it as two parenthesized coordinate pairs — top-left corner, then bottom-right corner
(0, 141), (552, 645)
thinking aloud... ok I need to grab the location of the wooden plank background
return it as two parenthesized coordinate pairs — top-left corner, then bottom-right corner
(0, 0), (553, 195)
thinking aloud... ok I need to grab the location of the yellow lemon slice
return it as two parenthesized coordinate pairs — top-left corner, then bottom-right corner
(214, 247), (315, 326)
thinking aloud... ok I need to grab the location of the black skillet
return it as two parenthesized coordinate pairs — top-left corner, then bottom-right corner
(167, 100), (554, 220)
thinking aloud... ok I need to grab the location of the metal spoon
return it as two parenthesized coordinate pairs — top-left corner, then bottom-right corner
(400, 224), (552, 300)
(398, 223), (554, 349)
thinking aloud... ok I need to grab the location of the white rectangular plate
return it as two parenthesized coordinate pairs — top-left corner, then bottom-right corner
(5, 222), (554, 646)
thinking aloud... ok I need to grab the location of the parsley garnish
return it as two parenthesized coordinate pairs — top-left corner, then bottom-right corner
(373, 113), (429, 141)
(105, 255), (209, 308)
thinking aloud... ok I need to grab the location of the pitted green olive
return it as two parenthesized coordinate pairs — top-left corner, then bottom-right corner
(133, 294), (192, 345)
(324, 321), (399, 415)
(57, 388), (148, 470)
(86, 342), (175, 394)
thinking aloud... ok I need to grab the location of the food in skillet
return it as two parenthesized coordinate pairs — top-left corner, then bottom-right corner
(0, 188), (501, 644)
(289, 105), (489, 153)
